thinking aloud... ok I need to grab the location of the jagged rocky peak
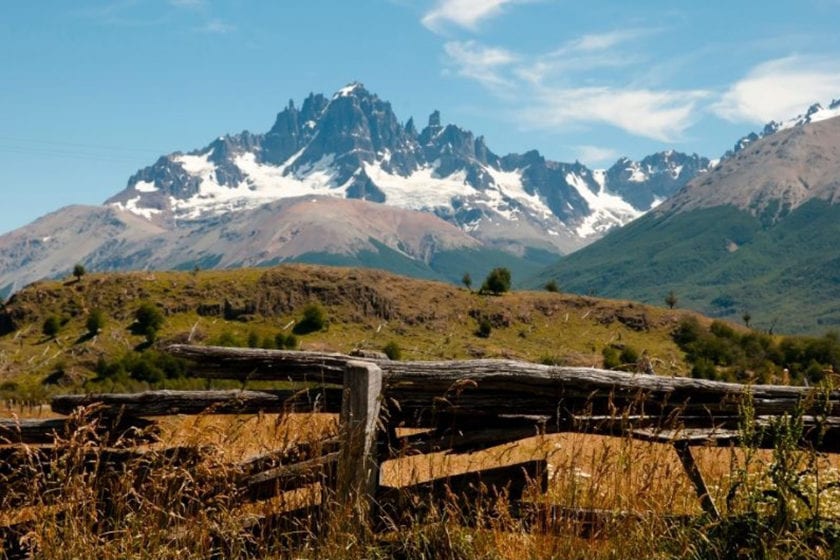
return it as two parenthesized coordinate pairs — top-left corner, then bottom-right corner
(604, 151), (712, 211)
(288, 82), (419, 182)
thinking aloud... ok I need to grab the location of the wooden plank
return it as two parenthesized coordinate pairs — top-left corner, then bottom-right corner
(673, 441), (720, 519)
(335, 361), (383, 527)
(51, 388), (342, 417)
(0, 416), (156, 445)
(0, 418), (69, 444)
(167, 345), (351, 384)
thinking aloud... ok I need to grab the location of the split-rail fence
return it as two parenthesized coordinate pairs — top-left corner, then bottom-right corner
(2, 344), (840, 555)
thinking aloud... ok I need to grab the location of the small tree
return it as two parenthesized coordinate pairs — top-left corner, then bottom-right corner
(72, 263), (86, 282)
(545, 280), (559, 293)
(462, 273), (473, 291)
(481, 267), (511, 295)
(293, 302), (327, 335)
(133, 301), (165, 343)
(43, 315), (61, 338)
(742, 311), (752, 328)
(86, 309), (105, 335)
(665, 290), (678, 309)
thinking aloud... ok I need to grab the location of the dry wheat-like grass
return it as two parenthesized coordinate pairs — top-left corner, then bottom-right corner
(4, 406), (840, 559)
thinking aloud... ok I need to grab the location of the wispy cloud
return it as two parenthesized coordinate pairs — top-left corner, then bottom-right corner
(522, 87), (708, 142)
(575, 145), (620, 165)
(422, 0), (526, 33)
(199, 19), (235, 34)
(439, 27), (707, 141)
(443, 41), (518, 92)
(516, 28), (652, 85)
(559, 29), (654, 54)
(712, 56), (840, 123)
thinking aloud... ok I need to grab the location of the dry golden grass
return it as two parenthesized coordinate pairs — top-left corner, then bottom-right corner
(4, 406), (840, 559)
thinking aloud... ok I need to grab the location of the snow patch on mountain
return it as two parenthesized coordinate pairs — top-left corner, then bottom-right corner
(486, 167), (553, 221)
(133, 180), (158, 193)
(363, 161), (472, 210)
(566, 172), (642, 238)
(168, 152), (343, 220)
(112, 196), (162, 220)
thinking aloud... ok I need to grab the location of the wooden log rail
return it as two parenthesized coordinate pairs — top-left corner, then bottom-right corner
(166, 345), (840, 422)
(52, 388), (342, 417)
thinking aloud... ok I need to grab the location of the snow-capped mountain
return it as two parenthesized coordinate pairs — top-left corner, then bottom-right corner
(0, 83), (715, 297)
(725, 98), (840, 158)
(106, 83), (711, 254)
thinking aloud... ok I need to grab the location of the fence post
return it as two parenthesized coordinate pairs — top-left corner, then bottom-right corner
(335, 360), (383, 527)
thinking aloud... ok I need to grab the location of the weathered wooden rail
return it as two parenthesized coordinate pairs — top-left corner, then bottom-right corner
(3, 344), (840, 556)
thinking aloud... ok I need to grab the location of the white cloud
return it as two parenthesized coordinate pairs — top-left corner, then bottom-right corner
(443, 41), (518, 91)
(521, 87), (709, 142)
(422, 0), (524, 32)
(559, 29), (652, 54)
(200, 19), (235, 34)
(575, 145), (620, 165)
(439, 27), (708, 141)
(713, 56), (840, 123)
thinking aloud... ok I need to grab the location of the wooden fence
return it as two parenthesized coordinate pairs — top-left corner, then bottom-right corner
(3, 344), (840, 554)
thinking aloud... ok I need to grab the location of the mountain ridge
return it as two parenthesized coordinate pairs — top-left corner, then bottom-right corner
(105, 82), (711, 253)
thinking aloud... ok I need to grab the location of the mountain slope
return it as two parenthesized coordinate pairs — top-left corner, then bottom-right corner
(534, 110), (840, 334)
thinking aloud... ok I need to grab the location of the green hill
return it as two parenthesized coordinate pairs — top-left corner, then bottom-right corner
(0, 264), (697, 400)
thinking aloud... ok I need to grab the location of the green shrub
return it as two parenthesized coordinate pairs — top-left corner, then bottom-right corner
(293, 302), (327, 335)
(95, 350), (186, 384)
(475, 317), (492, 338)
(215, 330), (240, 347)
(42, 315), (61, 338)
(133, 301), (165, 343)
(247, 330), (260, 348)
(544, 280), (559, 293)
(619, 346), (639, 368)
(691, 357), (717, 379)
(602, 346), (620, 370)
(480, 267), (511, 295)
(382, 341), (402, 360)
(86, 309), (105, 335)
(673, 316), (703, 346)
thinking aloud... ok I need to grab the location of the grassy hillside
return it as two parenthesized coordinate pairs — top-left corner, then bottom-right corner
(535, 200), (840, 334)
(0, 264), (697, 400)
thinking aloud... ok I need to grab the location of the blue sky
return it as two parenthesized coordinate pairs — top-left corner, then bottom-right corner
(2, 0), (840, 234)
